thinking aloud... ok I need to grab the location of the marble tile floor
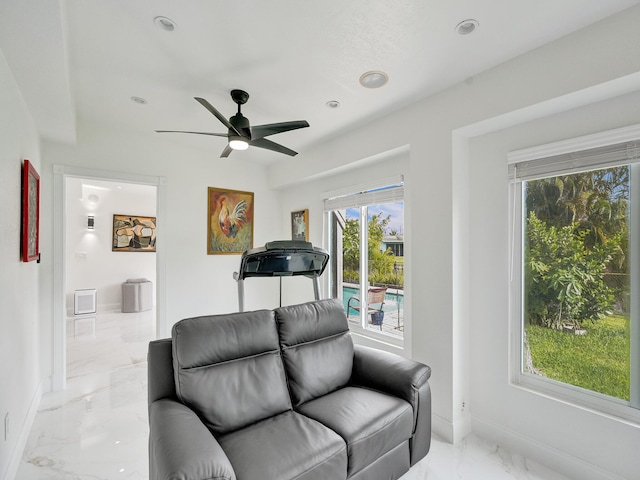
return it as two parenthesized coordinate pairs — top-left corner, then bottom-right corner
(17, 310), (570, 480)
(17, 309), (155, 480)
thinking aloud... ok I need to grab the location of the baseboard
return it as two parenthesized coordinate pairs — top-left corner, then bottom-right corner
(454, 413), (472, 442)
(3, 380), (42, 480)
(66, 302), (123, 317)
(472, 415), (627, 480)
(431, 413), (472, 445)
(100, 302), (122, 312)
(431, 413), (453, 443)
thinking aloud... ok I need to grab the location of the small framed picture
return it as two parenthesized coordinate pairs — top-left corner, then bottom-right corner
(21, 159), (40, 262)
(291, 209), (309, 242)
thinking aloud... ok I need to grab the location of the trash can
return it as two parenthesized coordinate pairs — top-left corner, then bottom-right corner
(122, 278), (153, 313)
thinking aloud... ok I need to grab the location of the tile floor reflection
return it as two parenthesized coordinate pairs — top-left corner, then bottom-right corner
(17, 309), (569, 480)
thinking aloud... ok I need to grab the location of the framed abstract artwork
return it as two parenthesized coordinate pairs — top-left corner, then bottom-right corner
(112, 214), (157, 252)
(291, 209), (309, 242)
(207, 187), (254, 254)
(21, 159), (40, 262)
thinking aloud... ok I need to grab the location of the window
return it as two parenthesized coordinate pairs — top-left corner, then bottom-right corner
(509, 129), (640, 420)
(324, 182), (405, 343)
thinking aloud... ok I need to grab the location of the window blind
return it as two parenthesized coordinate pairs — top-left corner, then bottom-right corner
(323, 184), (404, 211)
(509, 140), (640, 183)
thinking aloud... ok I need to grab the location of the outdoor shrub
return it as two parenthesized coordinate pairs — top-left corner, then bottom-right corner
(526, 212), (616, 329)
(369, 271), (404, 287)
(343, 270), (359, 284)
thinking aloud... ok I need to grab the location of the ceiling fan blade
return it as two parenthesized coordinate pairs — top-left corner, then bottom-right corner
(250, 138), (299, 156)
(194, 97), (241, 136)
(251, 121), (309, 140)
(155, 130), (228, 137)
(220, 144), (234, 158)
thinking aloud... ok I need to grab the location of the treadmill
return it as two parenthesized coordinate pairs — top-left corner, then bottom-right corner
(233, 240), (329, 312)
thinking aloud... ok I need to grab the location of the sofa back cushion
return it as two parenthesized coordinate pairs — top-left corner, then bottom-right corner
(172, 310), (291, 436)
(275, 299), (354, 406)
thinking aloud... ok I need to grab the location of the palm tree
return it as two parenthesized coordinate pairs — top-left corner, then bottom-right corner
(526, 166), (628, 251)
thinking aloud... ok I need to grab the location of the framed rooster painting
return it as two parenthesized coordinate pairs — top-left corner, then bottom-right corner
(207, 187), (254, 254)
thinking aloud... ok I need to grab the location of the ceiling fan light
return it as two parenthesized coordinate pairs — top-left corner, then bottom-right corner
(229, 137), (249, 150)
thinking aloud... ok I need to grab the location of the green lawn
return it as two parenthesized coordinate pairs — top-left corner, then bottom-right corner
(525, 315), (630, 400)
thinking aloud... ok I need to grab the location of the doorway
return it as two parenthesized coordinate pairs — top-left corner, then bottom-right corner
(65, 177), (157, 379)
(52, 165), (167, 391)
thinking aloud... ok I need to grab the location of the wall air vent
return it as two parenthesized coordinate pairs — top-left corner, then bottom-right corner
(74, 288), (97, 315)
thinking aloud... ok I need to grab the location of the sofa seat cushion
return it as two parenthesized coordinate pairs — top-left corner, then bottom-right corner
(297, 386), (413, 477)
(218, 410), (347, 480)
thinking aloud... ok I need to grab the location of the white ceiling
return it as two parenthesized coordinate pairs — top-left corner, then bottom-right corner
(2, 0), (639, 164)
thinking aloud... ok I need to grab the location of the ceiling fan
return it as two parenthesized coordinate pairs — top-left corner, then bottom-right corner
(156, 89), (310, 157)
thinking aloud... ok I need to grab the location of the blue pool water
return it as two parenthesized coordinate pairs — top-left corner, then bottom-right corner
(342, 286), (403, 314)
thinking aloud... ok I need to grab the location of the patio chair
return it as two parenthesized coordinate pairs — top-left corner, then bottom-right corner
(347, 287), (387, 330)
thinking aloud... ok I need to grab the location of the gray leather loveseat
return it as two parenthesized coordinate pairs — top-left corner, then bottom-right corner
(148, 298), (432, 480)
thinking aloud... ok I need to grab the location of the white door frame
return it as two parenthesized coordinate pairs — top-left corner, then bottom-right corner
(52, 164), (167, 391)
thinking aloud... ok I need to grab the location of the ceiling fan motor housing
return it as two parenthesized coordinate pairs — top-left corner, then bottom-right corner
(230, 113), (251, 140)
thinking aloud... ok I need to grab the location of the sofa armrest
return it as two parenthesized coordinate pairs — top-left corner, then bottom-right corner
(352, 344), (431, 404)
(148, 339), (177, 405)
(149, 399), (236, 480)
(352, 344), (432, 465)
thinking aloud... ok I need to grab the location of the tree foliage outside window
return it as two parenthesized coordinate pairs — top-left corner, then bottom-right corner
(525, 212), (617, 329)
(525, 166), (629, 329)
(343, 210), (403, 287)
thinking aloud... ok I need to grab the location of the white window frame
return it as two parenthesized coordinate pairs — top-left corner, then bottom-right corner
(323, 177), (406, 349)
(508, 125), (640, 424)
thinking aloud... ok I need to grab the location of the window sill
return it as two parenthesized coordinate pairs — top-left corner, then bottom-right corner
(349, 324), (405, 353)
(513, 372), (640, 426)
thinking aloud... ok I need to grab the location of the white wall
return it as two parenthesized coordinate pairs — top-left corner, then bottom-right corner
(0, 50), (44, 480)
(65, 178), (157, 313)
(468, 90), (640, 480)
(274, 7), (640, 479)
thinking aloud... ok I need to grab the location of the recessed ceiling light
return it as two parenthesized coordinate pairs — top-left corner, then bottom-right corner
(325, 100), (340, 109)
(154, 16), (176, 32)
(131, 96), (147, 105)
(359, 71), (389, 89)
(455, 19), (479, 35)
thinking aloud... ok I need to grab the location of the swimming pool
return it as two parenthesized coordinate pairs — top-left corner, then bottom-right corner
(342, 286), (403, 314)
